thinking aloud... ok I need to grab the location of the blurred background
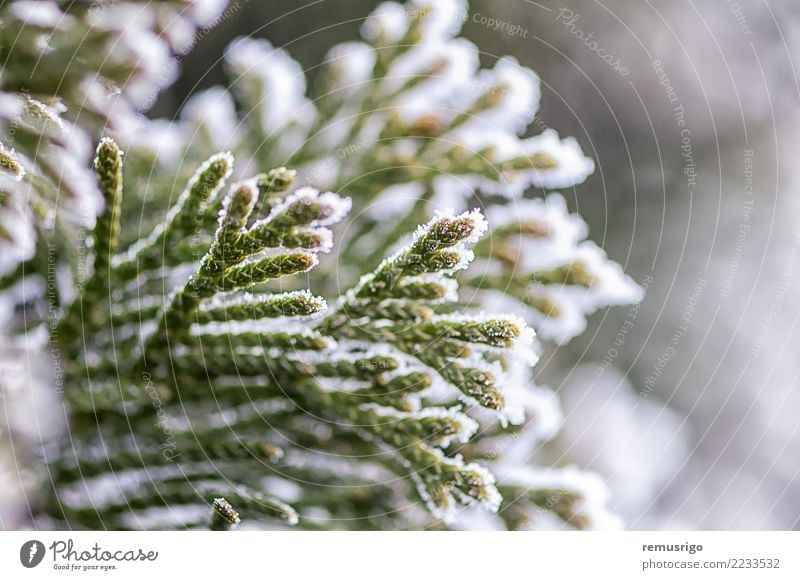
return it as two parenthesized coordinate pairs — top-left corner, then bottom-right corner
(151, 0), (800, 529)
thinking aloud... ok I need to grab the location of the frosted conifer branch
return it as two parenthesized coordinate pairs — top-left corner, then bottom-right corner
(323, 210), (535, 415)
(0, 0), (229, 276)
(209, 488), (299, 527)
(250, 167), (297, 221)
(114, 152), (234, 281)
(243, 188), (351, 254)
(196, 290), (327, 323)
(141, 159), (340, 367)
(90, 138), (123, 284)
(211, 498), (241, 531)
(2, 0), (638, 532)
(496, 466), (623, 531)
(469, 194), (643, 343)
(0, 142), (24, 182)
(350, 209), (487, 300)
(56, 138), (124, 354)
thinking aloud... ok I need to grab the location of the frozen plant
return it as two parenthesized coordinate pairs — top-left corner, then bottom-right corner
(0, 0), (227, 277)
(0, 0), (641, 530)
(0, 0), (228, 528)
(130, 0), (639, 341)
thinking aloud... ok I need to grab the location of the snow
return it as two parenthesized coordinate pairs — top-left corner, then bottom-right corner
(10, 1), (73, 29)
(361, 3), (409, 44)
(200, 290), (327, 320)
(441, 127), (595, 197)
(25, 97), (66, 132)
(225, 37), (315, 137)
(486, 193), (588, 272)
(182, 87), (241, 151)
(253, 187), (351, 231)
(496, 465), (624, 530)
(478, 194), (643, 344)
(465, 56), (541, 132)
(384, 38), (479, 104)
(324, 42), (377, 92)
(556, 365), (688, 523)
(368, 405), (479, 447)
(363, 0), (467, 44)
(411, 0), (468, 41)
(0, 187), (36, 276)
(186, 0), (229, 27)
(0, 143), (25, 182)
(363, 182), (426, 221)
(516, 132), (596, 190)
(261, 476), (303, 503)
(571, 241), (645, 307)
(409, 448), (501, 523)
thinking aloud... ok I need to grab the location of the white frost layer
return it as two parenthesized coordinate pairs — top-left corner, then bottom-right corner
(497, 465), (624, 530)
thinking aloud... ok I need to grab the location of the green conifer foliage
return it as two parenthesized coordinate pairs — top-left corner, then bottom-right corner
(0, 0), (641, 531)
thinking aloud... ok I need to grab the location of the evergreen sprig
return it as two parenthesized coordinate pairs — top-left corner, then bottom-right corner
(44, 137), (598, 529)
(0, 0), (640, 532)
